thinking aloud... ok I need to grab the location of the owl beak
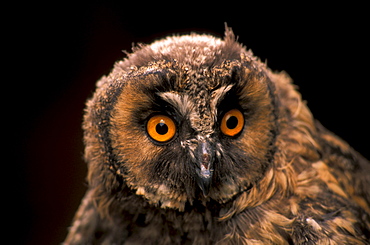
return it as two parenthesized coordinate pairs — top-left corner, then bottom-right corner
(195, 142), (214, 197)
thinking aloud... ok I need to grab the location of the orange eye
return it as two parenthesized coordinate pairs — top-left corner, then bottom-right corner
(220, 109), (244, 136)
(147, 115), (176, 142)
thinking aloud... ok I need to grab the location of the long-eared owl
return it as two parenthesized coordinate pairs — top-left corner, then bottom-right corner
(64, 28), (370, 244)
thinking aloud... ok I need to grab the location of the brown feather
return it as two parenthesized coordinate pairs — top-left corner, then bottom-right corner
(64, 27), (370, 244)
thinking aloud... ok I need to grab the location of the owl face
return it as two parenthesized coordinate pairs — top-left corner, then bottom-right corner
(86, 31), (279, 211)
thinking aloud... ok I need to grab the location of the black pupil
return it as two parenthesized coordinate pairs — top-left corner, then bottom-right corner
(226, 116), (238, 129)
(156, 122), (168, 135)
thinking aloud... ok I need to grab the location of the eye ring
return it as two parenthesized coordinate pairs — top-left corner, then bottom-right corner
(146, 115), (176, 142)
(220, 109), (244, 136)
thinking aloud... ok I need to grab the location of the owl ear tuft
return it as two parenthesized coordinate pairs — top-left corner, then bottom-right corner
(222, 23), (252, 62)
(224, 23), (237, 43)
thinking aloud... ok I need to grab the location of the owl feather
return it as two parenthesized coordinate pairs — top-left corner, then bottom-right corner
(64, 27), (370, 244)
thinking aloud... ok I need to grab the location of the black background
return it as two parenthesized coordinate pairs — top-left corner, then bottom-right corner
(11, 2), (368, 244)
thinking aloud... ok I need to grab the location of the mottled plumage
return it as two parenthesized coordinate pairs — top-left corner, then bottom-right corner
(64, 28), (370, 244)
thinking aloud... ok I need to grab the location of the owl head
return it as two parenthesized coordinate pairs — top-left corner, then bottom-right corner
(84, 28), (307, 212)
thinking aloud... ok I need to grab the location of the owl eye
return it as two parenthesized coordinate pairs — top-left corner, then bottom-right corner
(146, 115), (176, 142)
(220, 109), (244, 136)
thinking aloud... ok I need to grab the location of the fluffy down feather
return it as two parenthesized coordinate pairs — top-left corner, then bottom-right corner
(64, 28), (370, 244)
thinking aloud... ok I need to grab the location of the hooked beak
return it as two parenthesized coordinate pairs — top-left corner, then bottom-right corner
(195, 142), (214, 197)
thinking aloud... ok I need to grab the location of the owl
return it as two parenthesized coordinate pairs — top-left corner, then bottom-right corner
(64, 28), (370, 244)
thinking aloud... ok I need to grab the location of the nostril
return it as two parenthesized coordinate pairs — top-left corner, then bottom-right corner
(202, 153), (210, 166)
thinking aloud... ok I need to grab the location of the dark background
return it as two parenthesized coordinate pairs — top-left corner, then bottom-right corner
(11, 2), (368, 244)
